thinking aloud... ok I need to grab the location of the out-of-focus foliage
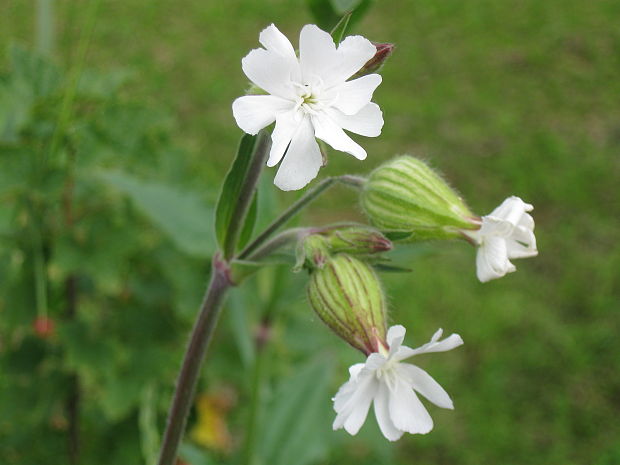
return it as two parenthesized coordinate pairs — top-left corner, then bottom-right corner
(1, 0), (619, 464)
(0, 45), (213, 464)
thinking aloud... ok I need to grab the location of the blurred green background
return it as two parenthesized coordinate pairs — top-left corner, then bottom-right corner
(1, 0), (619, 464)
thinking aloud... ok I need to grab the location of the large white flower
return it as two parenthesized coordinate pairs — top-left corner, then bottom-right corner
(232, 24), (384, 191)
(333, 325), (463, 441)
(465, 196), (538, 282)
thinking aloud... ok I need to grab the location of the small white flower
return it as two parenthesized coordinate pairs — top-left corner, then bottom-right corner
(232, 24), (384, 191)
(332, 325), (463, 441)
(466, 196), (538, 282)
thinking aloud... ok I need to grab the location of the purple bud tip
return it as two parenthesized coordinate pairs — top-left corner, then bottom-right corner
(373, 236), (393, 252)
(353, 42), (395, 78)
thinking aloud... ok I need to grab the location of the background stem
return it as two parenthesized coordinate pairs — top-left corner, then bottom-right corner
(65, 275), (80, 465)
(157, 258), (232, 465)
(35, 0), (55, 57)
(242, 318), (272, 465)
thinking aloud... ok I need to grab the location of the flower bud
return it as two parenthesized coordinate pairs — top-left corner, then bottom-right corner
(361, 155), (478, 241)
(295, 233), (330, 271)
(323, 225), (392, 255)
(353, 42), (395, 78)
(307, 254), (387, 354)
(295, 226), (392, 272)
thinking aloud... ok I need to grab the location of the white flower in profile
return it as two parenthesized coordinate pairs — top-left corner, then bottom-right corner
(232, 24), (384, 191)
(465, 196), (538, 282)
(333, 325), (463, 441)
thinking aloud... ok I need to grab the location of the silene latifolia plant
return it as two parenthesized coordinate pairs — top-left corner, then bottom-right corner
(156, 18), (539, 465)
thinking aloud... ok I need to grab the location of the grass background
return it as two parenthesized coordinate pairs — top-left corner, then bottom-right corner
(2, 0), (620, 464)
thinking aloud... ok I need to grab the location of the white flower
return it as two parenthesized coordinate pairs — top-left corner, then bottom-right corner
(466, 196), (538, 282)
(332, 325), (463, 441)
(232, 24), (384, 191)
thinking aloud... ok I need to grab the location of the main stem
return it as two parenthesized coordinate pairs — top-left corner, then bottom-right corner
(157, 258), (232, 465)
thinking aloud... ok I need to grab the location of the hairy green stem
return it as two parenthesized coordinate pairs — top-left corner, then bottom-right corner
(238, 175), (366, 260)
(245, 227), (310, 262)
(157, 257), (232, 465)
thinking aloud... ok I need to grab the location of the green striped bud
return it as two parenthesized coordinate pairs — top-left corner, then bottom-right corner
(361, 155), (478, 241)
(307, 254), (387, 355)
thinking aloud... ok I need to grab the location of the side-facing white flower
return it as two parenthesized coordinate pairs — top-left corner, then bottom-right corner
(333, 325), (463, 441)
(232, 24), (384, 191)
(465, 196), (538, 282)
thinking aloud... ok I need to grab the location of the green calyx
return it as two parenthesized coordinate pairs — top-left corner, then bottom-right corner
(307, 254), (387, 355)
(361, 155), (478, 242)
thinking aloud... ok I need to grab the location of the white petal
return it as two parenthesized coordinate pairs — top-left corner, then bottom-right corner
(298, 26), (376, 86)
(325, 103), (383, 137)
(259, 24), (296, 59)
(348, 363), (366, 379)
(273, 117), (322, 191)
(312, 113), (366, 160)
(299, 24), (338, 83)
(331, 74), (382, 115)
(267, 109), (301, 167)
(506, 225), (538, 259)
(388, 379), (434, 435)
(395, 330), (463, 361)
(386, 325), (406, 355)
(365, 352), (388, 371)
(488, 196), (533, 226)
(479, 216), (514, 238)
(400, 364), (454, 409)
(333, 372), (378, 435)
(373, 382), (405, 441)
(242, 48), (297, 99)
(232, 95), (292, 135)
(330, 35), (377, 85)
(476, 236), (514, 282)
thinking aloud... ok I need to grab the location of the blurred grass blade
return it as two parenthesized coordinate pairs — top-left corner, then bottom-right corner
(98, 171), (215, 257)
(139, 383), (160, 465)
(259, 358), (333, 465)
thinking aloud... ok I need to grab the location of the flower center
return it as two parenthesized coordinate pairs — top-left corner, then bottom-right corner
(376, 363), (400, 391)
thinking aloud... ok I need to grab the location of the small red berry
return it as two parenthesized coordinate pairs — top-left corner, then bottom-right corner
(33, 316), (55, 338)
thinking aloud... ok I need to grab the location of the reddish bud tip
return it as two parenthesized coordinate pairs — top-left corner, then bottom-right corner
(354, 42), (395, 78)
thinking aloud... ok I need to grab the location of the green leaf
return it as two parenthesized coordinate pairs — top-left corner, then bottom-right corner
(330, 12), (352, 44)
(8, 44), (61, 98)
(226, 290), (255, 368)
(307, 0), (373, 31)
(98, 171), (215, 257)
(306, 0), (341, 30)
(215, 132), (268, 257)
(259, 357), (333, 465)
(373, 263), (413, 273)
(179, 443), (216, 465)
(238, 191), (258, 250)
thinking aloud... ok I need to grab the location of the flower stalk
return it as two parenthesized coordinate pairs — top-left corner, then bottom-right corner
(238, 174), (365, 260)
(156, 256), (233, 465)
